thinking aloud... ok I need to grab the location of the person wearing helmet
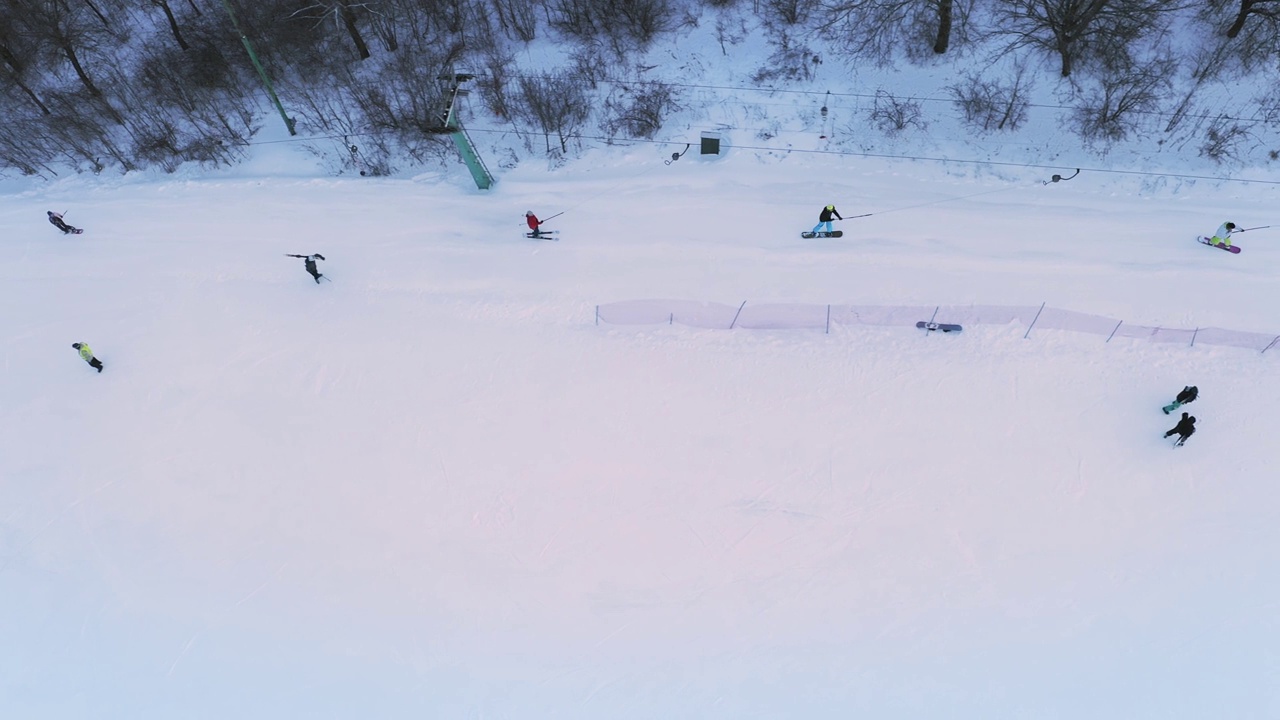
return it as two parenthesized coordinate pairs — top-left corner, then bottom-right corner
(71, 342), (104, 373)
(526, 211), (545, 238)
(812, 204), (843, 236)
(1208, 221), (1237, 248)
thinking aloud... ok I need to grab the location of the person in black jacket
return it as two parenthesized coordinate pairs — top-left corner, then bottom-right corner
(285, 253), (326, 283)
(47, 211), (82, 234)
(1163, 412), (1196, 446)
(811, 204), (843, 236)
(1163, 385), (1199, 414)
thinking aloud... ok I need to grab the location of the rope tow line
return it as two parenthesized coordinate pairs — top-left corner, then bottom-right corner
(839, 169), (1081, 220)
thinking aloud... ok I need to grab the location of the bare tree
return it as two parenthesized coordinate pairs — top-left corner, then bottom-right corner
(228, 0), (332, 74)
(751, 31), (820, 83)
(21, 0), (117, 97)
(491, 0), (539, 41)
(0, 111), (61, 175)
(868, 88), (927, 134)
(612, 0), (674, 43)
(289, 1), (372, 60)
(550, 0), (603, 38)
(418, 0), (473, 34)
(569, 42), (611, 87)
(1221, 0), (1280, 38)
(821, 0), (974, 64)
(600, 81), (680, 139)
(993, 0), (1185, 78)
(0, 6), (51, 113)
(475, 45), (516, 119)
(550, 0), (674, 46)
(1071, 54), (1173, 145)
(292, 82), (393, 174)
(1161, 42), (1230, 133)
(514, 72), (592, 156)
(364, 0), (403, 51)
(148, 0), (189, 50)
(1200, 0), (1280, 72)
(1198, 115), (1256, 164)
(761, 0), (818, 25)
(947, 62), (1034, 131)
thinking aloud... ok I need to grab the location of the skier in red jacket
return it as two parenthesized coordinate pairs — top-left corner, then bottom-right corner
(525, 211), (545, 238)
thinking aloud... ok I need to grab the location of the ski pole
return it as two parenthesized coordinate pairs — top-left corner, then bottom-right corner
(1238, 225), (1271, 233)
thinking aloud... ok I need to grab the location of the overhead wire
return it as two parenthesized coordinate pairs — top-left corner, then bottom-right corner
(497, 72), (1272, 126)
(247, 124), (1280, 187)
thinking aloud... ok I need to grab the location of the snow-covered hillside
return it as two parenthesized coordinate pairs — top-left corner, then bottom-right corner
(3, 136), (1279, 718)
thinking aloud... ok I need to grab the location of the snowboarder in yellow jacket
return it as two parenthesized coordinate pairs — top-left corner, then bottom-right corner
(71, 342), (104, 373)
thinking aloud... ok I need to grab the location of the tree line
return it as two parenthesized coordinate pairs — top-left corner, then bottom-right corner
(0, 0), (1276, 177)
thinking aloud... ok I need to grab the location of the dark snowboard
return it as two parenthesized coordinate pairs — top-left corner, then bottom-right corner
(801, 231), (843, 238)
(1197, 236), (1240, 254)
(917, 321), (962, 333)
(48, 214), (82, 234)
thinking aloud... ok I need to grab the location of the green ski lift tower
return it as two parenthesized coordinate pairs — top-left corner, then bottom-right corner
(432, 73), (494, 190)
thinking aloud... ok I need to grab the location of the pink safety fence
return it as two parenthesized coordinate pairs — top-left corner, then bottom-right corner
(594, 300), (1280, 354)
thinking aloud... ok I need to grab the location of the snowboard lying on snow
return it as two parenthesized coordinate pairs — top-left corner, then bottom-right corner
(917, 321), (962, 333)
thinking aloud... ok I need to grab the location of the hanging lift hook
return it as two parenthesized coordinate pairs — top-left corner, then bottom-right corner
(666, 143), (691, 165)
(1043, 168), (1080, 185)
(819, 91), (830, 139)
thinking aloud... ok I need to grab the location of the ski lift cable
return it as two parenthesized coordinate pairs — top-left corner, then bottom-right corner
(848, 174), (1066, 220)
(244, 126), (1280, 187)
(499, 72), (1265, 125)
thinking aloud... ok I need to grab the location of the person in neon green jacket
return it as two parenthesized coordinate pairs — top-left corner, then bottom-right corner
(71, 342), (104, 373)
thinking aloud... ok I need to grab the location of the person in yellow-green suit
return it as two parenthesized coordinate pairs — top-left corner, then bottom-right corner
(71, 342), (104, 373)
(1208, 221), (1237, 248)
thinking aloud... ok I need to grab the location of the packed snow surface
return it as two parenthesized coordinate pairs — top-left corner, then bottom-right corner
(3, 143), (1279, 718)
